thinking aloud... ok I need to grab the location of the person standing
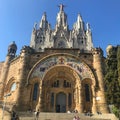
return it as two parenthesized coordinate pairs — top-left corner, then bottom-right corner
(35, 110), (40, 120)
(11, 111), (16, 120)
(76, 116), (80, 120)
(15, 114), (19, 120)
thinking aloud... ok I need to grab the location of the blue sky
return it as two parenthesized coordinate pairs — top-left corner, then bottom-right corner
(0, 0), (120, 61)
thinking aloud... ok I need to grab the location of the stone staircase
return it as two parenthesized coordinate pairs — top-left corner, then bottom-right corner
(0, 108), (118, 120)
(17, 112), (118, 120)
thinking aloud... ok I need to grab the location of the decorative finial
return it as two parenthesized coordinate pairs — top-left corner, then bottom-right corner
(58, 4), (65, 11)
(34, 22), (37, 29)
(86, 23), (91, 31)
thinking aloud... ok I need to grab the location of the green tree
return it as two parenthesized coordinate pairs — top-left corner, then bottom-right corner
(117, 46), (120, 86)
(104, 46), (120, 109)
(112, 106), (120, 118)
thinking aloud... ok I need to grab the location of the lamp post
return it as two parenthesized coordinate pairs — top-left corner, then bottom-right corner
(2, 93), (11, 120)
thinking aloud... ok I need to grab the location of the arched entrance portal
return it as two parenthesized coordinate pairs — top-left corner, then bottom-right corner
(56, 92), (66, 113)
(39, 65), (81, 112)
(29, 54), (96, 113)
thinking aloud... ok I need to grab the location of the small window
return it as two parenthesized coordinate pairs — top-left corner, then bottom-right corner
(10, 83), (16, 92)
(63, 80), (66, 87)
(33, 83), (39, 101)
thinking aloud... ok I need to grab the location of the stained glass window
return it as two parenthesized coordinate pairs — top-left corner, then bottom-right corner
(33, 83), (39, 101)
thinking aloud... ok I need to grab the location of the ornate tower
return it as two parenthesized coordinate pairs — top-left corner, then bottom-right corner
(15, 46), (33, 110)
(30, 4), (94, 52)
(92, 48), (108, 113)
(53, 4), (71, 48)
(0, 41), (17, 100)
(30, 12), (51, 52)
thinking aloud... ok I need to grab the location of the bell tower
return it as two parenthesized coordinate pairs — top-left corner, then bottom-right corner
(0, 41), (17, 100)
(92, 47), (108, 113)
(7, 41), (17, 58)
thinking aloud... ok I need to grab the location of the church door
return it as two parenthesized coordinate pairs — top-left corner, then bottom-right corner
(56, 92), (66, 113)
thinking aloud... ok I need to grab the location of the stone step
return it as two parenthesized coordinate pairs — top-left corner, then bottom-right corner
(0, 109), (118, 120)
(17, 112), (118, 120)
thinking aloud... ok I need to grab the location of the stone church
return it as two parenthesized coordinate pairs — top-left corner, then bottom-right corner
(0, 4), (108, 113)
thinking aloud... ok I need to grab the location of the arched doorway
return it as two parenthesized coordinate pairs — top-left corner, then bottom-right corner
(28, 54), (96, 113)
(56, 92), (66, 112)
(39, 65), (81, 112)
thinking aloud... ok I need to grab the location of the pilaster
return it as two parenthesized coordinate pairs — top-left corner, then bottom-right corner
(36, 84), (43, 112)
(78, 84), (83, 113)
(91, 85), (97, 113)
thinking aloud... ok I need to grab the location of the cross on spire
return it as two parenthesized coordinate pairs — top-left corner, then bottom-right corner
(58, 4), (65, 11)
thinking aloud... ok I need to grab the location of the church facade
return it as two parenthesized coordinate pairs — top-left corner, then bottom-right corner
(0, 5), (108, 113)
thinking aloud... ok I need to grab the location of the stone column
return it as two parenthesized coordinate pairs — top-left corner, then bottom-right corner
(66, 93), (68, 112)
(36, 85), (43, 111)
(79, 84), (83, 113)
(92, 48), (109, 113)
(91, 85), (97, 113)
(76, 87), (79, 104)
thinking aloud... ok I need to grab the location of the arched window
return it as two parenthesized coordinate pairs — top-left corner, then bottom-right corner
(63, 80), (70, 88)
(68, 93), (72, 106)
(52, 80), (59, 88)
(33, 83), (39, 101)
(10, 83), (16, 91)
(85, 84), (90, 102)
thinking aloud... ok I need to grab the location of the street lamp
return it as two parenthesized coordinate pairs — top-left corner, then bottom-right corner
(2, 93), (11, 120)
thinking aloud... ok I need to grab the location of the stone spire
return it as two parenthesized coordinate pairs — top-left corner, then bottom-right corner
(86, 23), (91, 32)
(73, 14), (84, 31)
(39, 12), (49, 30)
(77, 14), (83, 29)
(56, 4), (68, 30)
(77, 14), (83, 21)
(59, 4), (65, 12)
(30, 12), (52, 51)
(86, 23), (93, 50)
